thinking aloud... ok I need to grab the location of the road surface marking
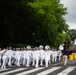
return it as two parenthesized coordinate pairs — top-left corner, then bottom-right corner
(57, 67), (76, 75)
(36, 67), (61, 75)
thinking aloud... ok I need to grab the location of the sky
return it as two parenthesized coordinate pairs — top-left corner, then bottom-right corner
(60, 0), (76, 29)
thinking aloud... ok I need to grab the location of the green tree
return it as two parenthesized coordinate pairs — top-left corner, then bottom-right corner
(27, 0), (69, 46)
(0, 0), (69, 47)
(64, 33), (71, 48)
(67, 29), (76, 41)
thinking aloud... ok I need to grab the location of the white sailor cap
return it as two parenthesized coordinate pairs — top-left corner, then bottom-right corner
(39, 45), (43, 49)
(27, 45), (31, 49)
(45, 45), (50, 49)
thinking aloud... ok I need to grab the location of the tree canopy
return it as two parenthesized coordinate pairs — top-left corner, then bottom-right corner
(67, 29), (76, 41)
(0, 0), (70, 47)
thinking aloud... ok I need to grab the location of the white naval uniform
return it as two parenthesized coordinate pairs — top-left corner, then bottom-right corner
(7, 49), (13, 66)
(31, 50), (36, 66)
(35, 50), (40, 67)
(39, 49), (45, 66)
(44, 50), (50, 67)
(52, 50), (58, 62)
(54, 50), (58, 62)
(12, 50), (16, 64)
(52, 50), (56, 62)
(15, 51), (22, 66)
(22, 50), (27, 65)
(20, 50), (24, 65)
(58, 50), (62, 61)
(48, 50), (53, 63)
(1, 49), (8, 69)
(26, 50), (32, 67)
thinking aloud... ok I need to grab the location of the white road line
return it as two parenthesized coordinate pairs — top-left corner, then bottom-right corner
(15, 67), (44, 75)
(36, 67), (61, 75)
(57, 67), (76, 75)
(0, 68), (11, 71)
(0, 68), (26, 75)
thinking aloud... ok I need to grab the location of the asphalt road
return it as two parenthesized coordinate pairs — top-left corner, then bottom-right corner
(0, 60), (76, 75)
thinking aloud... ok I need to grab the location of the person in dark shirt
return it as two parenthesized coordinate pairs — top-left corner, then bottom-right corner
(62, 48), (69, 65)
(62, 49), (69, 55)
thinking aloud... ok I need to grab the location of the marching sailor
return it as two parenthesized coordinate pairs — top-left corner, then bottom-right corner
(26, 46), (32, 67)
(44, 45), (50, 67)
(48, 47), (53, 63)
(35, 47), (40, 67)
(58, 49), (62, 61)
(39, 45), (45, 66)
(22, 47), (27, 66)
(1, 48), (8, 69)
(54, 49), (58, 62)
(15, 48), (22, 66)
(31, 48), (36, 66)
(7, 47), (13, 66)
